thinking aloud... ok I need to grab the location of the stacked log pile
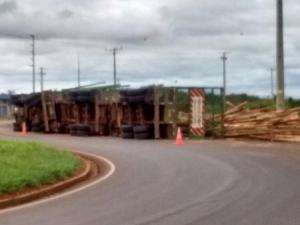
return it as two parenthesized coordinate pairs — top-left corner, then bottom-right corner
(222, 103), (300, 142)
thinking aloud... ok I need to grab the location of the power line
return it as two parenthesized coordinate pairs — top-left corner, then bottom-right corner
(276, 0), (285, 111)
(30, 34), (36, 93)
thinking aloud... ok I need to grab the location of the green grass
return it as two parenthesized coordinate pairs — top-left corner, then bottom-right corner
(0, 140), (82, 195)
(226, 94), (300, 110)
(205, 93), (300, 114)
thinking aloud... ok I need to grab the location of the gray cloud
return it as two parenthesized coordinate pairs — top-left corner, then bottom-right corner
(0, 0), (17, 15)
(58, 9), (75, 19)
(0, 0), (299, 98)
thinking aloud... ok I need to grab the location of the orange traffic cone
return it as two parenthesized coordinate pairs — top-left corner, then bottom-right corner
(175, 127), (184, 145)
(21, 122), (27, 136)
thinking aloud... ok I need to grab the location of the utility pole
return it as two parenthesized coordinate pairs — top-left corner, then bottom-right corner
(276, 0), (285, 111)
(107, 47), (122, 87)
(113, 48), (117, 87)
(30, 35), (36, 93)
(270, 68), (275, 99)
(40, 67), (49, 132)
(221, 52), (228, 97)
(77, 55), (81, 88)
(40, 67), (45, 92)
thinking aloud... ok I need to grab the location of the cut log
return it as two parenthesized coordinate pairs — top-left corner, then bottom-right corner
(215, 106), (300, 143)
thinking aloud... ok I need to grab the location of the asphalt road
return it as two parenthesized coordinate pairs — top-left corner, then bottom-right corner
(0, 123), (300, 225)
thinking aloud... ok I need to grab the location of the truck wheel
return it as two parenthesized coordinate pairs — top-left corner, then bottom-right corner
(122, 125), (133, 133)
(31, 125), (44, 132)
(124, 88), (149, 97)
(122, 132), (134, 139)
(76, 124), (91, 132)
(70, 129), (77, 136)
(75, 96), (91, 103)
(133, 125), (149, 133)
(134, 132), (150, 139)
(127, 95), (146, 104)
(76, 130), (90, 137)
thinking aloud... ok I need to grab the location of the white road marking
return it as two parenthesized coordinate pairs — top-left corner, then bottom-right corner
(0, 152), (116, 215)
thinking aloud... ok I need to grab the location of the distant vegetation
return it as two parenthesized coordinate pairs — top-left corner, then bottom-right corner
(226, 94), (300, 110)
(205, 93), (300, 137)
(204, 93), (300, 115)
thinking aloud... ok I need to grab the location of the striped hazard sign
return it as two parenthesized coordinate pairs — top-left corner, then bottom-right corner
(190, 88), (205, 137)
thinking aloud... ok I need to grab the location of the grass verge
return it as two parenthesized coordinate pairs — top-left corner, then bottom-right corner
(0, 140), (82, 195)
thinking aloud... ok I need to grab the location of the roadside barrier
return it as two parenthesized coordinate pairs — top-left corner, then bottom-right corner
(21, 122), (27, 136)
(175, 127), (184, 145)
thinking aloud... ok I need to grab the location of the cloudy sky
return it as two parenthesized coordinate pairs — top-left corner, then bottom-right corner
(0, 0), (299, 97)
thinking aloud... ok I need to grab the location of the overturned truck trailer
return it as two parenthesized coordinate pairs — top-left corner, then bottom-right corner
(11, 91), (68, 133)
(11, 86), (224, 139)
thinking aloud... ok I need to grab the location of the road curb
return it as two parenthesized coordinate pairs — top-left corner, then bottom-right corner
(0, 154), (93, 210)
(0, 148), (117, 213)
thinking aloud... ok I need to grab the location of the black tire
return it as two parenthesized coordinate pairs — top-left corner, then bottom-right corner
(69, 124), (90, 132)
(31, 126), (44, 132)
(127, 95), (146, 104)
(120, 96), (129, 103)
(70, 130), (89, 136)
(121, 125), (133, 133)
(75, 130), (89, 137)
(76, 124), (91, 132)
(124, 88), (149, 97)
(70, 91), (91, 98)
(68, 124), (77, 131)
(133, 125), (149, 134)
(58, 125), (68, 134)
(31, 121), (42, 127)
(74, 95), (91, 103)
(78, 93), (91, 98)
(134, 132), (150, 139)
(70, 129), (77, 136)
(122, 132), (134, 139)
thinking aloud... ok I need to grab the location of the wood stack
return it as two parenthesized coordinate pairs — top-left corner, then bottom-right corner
(221, 103), (300, 142)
